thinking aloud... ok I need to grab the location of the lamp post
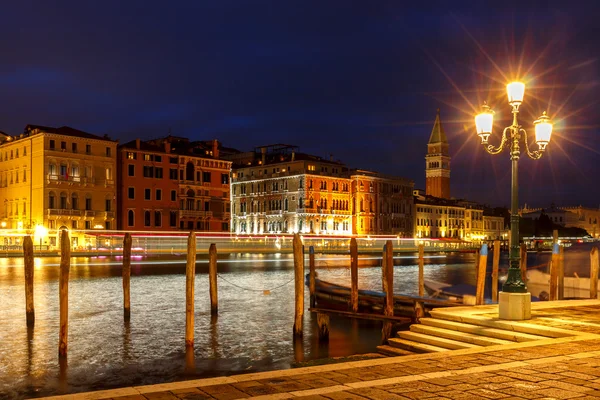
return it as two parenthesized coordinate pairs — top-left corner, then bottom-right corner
(475, 82), (553, 318)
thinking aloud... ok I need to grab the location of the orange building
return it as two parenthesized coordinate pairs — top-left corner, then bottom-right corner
(118, 137), (232, 232)
(425, 109), (450, 199)
(117, 139), (179, 230)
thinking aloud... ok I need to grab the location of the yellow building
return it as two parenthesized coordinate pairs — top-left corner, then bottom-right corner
(0, 125), (117, 248)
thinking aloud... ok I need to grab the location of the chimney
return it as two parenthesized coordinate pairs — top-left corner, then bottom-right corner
(135, 138), (140, 149)
(164, 142), (171, 153)
(291, 151), (295, 161)
(212, 139), (219, 158)
(261, 147), (266, 165)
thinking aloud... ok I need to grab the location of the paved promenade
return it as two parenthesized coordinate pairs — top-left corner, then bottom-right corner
(41, 300), (600, 400)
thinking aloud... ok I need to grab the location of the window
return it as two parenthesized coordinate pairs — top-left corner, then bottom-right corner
(61, 141), (66, 150)
(106, 147), (111, 157)
(143, 166), (154, 178)
(127, 152), (136, 160)
(203, 171), (211, 184)
(71, 194), (78, 210)
(72, 143), (77, 153)
(85, 198), (92, 210)
(144, 154), (152, 161)
(128, 164), (135, 176)
(105, 199), (111, 212)
(49, 140), (55, 150)
(23, 168), (26, 182)
(144, 188), (151, 200)
(222, 222), (228, 231)
(154, 211), (161, 227)
(86, 144), (91, 154)
(170, 211), (177, 227)
(156, 189), (162, 201)
(128, 187), (135, 199)
(85, 221), (91, 230)
(155, 167), (163, 179)
(128, 210), (134, 226)
(169, 168), (178, 179)
(49, 220), (56, 229)
(144, 211), (151, 227)
(72, 220), (78, 229)
(23, 146), (26, 156)
(170, 157), (178, 164)
(60, 193), (67, 209)
(106, 168), (112, 180)
(15, 149), (19, 158)
(49, 194), (55, 209)
(171, 190), (177, 202)
(105, 221), (111, 230)
(155, 155), (162, 162)
(221, 173), (229, 184)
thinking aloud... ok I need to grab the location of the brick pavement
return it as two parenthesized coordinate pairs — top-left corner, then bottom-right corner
(40, 300), (600, 400)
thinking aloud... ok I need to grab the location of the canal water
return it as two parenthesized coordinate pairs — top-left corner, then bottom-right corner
(0, 250), (545, 399)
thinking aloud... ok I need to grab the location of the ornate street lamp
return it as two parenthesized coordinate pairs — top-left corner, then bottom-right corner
(474, 82), (553, 316)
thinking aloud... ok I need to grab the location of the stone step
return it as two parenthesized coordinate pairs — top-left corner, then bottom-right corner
(387, 337), (450, 353)
(420, 317), (546, 342)
(395, 331), (481, 350)
(410, 324), (513, 346)
(376, 345), (417, 357)
(428, 311), (572, 338)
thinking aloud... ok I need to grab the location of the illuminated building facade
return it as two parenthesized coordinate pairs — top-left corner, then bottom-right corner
(521, 204), (600, 238)
(351, 171), (414, 236)
(229, 145), (414, 236)
(0, 125), (117, 248)
(118, 137), (232, 232)
(425, 109), (450, 199)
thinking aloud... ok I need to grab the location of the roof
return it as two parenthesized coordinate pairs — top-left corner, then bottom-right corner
(428, 109), (448, 144)
(25, 124), (114, 142)
(119, 139), (167, 153)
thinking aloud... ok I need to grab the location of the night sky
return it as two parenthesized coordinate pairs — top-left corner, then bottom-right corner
(1, 1), (598, 208)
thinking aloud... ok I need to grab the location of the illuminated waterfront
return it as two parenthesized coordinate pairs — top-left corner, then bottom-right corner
(1, 251), (497, 399)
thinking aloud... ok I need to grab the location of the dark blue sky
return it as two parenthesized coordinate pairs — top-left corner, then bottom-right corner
(1, 1), (598, 208)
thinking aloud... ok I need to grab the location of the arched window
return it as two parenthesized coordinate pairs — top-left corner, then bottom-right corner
(71, 193), (78, 210)
(186, 162), (194, 181)
(49, 192), (56, 209)
(154, 211), (161, 227)
(284, 198), (288, 211)
(128, 210), (134, 226)
(144, 210), (151, 227)
(60, 192), (67, 209)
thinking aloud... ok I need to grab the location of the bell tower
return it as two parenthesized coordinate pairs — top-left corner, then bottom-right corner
(425, 109), (450, 198)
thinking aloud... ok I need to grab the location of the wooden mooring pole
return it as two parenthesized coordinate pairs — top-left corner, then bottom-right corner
(382, 241), (394, 342)
(209, 243), (218, 315)
(185, 232), (196, 347)
(59, 229), (70, 357)
(293, 233), (304, 337)
(558, 245), (565, 300)
(549, 243), (559, 301)
(590, 246), (599, 299)
(309, 246), (316, 308)
(475, 244), (488, 306)
(492, 240), (500, 303)
(350, 237), (358, 313)
(418, 244), (424, 297)
(23, 235), (34, 326)
(122, 233), (132, 321)
(520, 243), (527, 284)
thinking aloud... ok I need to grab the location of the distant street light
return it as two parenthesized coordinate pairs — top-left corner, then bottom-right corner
(474, 82), (553, 319)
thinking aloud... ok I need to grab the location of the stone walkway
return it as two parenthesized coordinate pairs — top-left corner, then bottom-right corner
(41, 300), (600, 400)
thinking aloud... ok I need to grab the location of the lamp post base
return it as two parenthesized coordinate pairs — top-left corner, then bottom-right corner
(499, 291), (531, 320)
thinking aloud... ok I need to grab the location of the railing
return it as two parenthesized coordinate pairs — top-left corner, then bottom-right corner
(179, 210), (213, 218)
(267, 210), (282, 215)
(47, 209), (83, 216)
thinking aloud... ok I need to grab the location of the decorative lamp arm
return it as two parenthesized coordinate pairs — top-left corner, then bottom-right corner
(522, 128), (543, 160)
(483, 126), (510, 155)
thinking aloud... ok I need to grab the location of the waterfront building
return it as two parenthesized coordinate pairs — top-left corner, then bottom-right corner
(117, 139), (179, 231)
(521, 204), (600, 238)
(0, 125), (117, 248)
(119, 136), (232, 232)
(229, 145), (414, 236)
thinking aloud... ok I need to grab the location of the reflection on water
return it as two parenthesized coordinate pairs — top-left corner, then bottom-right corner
(0, 251), (483, 399)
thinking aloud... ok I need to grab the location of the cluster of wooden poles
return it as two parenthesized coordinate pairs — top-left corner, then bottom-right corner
(20, 230), (600, 357)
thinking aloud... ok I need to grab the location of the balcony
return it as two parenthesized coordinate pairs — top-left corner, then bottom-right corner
(297, 207), (317, 214)
(47, 209), (83, 217)
(84, 210), (96, 217)
(179, 210), (213, 218)
(267, 210), (282, 215)
(331, 210), (351, 215)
